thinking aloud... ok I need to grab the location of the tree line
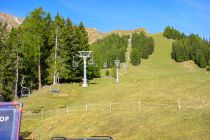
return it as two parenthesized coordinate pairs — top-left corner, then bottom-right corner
(90, 34), (129, 68)
(163, 26), (210, 70)
(130, 32), (155, 66)
(163, 26), (186, 40)
(0, 7), (99, 101)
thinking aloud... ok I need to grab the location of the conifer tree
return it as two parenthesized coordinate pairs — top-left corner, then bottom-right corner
(168, 27), (210, 70)
(198, 52), (206, 68)
(0, 7), (100, 100)
(0, 23), (15, 100)
(131, 48), (141, 66)
(90, 34), (128, 68)
(0, 23), (8, 94)
(207, 59), (210, 71)
(131, 31), (154, 65)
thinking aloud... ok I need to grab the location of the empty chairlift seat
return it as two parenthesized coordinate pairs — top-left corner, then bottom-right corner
(21, 87), (30, 97)
(50, 85), (60, 94)
(0, 102), (23, 140)
(50, 73), (60, 94)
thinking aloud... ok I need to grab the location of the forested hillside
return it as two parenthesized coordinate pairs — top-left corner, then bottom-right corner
(0, 8), (99, 101)
(20, 33), (210, 140)
(130, 32), (155, 66)
(163, 26), (210, 70)
(90, 34), (129, 68)
(85, 28), (147, 44)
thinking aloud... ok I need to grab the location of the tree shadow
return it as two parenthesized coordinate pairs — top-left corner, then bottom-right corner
(20, 131), (32, 140)
(89, 82), (99, 85)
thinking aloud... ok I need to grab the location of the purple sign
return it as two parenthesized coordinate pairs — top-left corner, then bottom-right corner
(0, 102), (23, 140)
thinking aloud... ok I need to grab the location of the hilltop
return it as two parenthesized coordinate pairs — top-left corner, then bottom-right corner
(0, 12), (23, 30)
(86, 27), (147, 44)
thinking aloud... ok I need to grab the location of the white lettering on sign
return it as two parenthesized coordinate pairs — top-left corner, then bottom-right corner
(0, 116), (10, 122)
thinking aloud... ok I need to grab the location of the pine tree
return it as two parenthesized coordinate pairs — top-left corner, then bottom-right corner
(0, 7), (102, 100)
(90, 34), (128, 68)
(0, 23), (8, 94)
(131, 48), (141, 66)
(0, 23), (15, 101)
(163, 26), (186, 40)
(198, 52), (206, 68)
(19, 7), (46, 90)
(169, 27), (210, 71)
(47, 13), (67, 83)
(41, 12), (53, 85)
(131, 32), (154, 64)
(207, 59), (210, 71)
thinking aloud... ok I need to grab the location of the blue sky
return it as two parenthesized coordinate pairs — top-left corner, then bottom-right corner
(0, 0), (209, 38)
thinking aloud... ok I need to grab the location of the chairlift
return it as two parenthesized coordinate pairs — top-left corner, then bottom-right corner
(88, 53), (95, 66)
(103, 60), (107, 68)
(109, 62), (113, 68)
(20, 77), (30, 97)
(121, 63), (127, 73)
(21, 87), (30, 97)
(50, 84), (59, 94)
(72, 56), (79, 68)
(88, 60), (95, 66)
(50, 72), (60, 94)
(126, 52), (130, 61)
(115, 60), (120, 68)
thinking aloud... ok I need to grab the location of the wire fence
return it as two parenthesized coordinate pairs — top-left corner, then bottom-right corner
(20, 98), (210, 140)
(22, 99), (210, 120)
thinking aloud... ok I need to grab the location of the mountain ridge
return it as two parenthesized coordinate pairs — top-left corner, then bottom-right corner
(0, 12), (23, 30)
(0, 12), (147, 44)
(86, 27), (148, 44)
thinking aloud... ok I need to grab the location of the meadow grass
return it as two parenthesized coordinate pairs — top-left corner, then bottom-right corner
(20, 33), (210, 140)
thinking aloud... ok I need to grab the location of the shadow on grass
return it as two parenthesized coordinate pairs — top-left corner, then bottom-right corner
(20, 131), (32, 140)
(89, 82), (99, 85)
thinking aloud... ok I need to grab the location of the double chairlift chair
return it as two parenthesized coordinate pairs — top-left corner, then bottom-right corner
(50, 72), (60, 94)
(20, 77), (31, 97)
(103, 60), (107, 69)
(72, 56), (79, 68)
(88, 54), (96, 66)
(72, 54), (96, 68)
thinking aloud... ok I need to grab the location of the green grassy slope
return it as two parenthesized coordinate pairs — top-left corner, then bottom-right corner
(21, 33), (210, 140)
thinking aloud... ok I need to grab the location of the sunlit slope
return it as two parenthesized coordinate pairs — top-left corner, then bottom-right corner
(21, 33), (210, 140)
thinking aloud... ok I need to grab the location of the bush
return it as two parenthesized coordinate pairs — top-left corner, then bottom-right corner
(111, 67), (116, 78)
(105, 70), (110, 76)
(169, 29), (210, 70)
(131, 32), (154, 65)
(90, 34), (129, 68)
(163, 26), (186, 40)
(131, 49), (141, 66)
(207, 60), (210, 71)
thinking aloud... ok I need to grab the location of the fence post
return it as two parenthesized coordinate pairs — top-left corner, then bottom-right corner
(31, 131), (34, 140)
(86, 102), (88, 115)
(139, 99), (141, 110)
(110, 100), (112, 113)
(67, 105), (69, 113)
(177, 97), (180, 111)
(41, 108), (44, 119)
